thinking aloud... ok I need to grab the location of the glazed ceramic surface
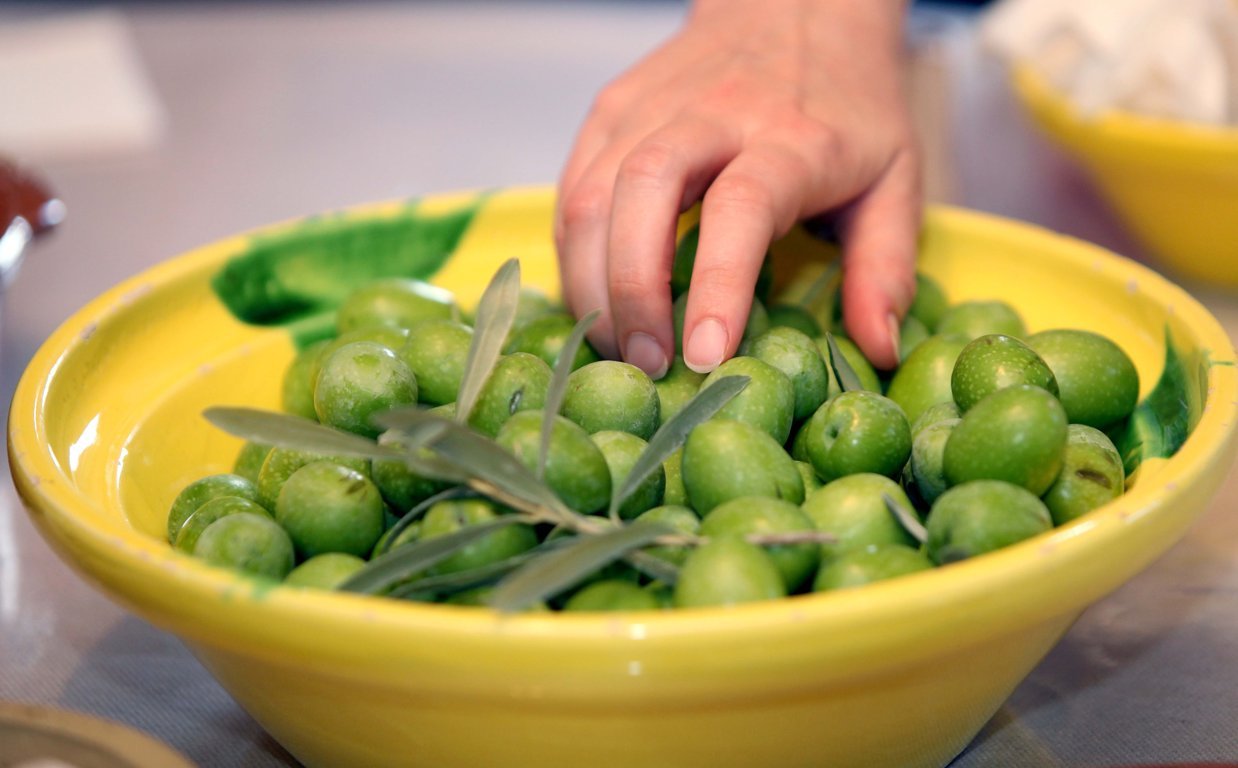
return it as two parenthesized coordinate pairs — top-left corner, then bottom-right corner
(10, 187), (1238, 768)
(1013, 66), (1238, 289)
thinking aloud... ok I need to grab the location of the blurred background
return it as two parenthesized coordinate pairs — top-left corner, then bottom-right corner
(2, 2), (1237, 766)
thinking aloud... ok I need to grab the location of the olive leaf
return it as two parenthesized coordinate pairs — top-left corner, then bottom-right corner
(883, 493), (928, 545)
(375, 425), (471, 484)
(374, 407), (585, 528)
(369, 486), (477, 558)
(455, 258), (521, 424)
(386, 537), (575, 600)
(338, 515), (527, 595)
(623, 548), (681, 585)
(606, 375), (750, 522)
(489, 520), (676, 612)
(202, 406), (405, 461)
(539, 309), (600, 479)
(825, 333), (864, 393)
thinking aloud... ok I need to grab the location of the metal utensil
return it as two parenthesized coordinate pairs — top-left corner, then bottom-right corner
(1, 157), (65, 287)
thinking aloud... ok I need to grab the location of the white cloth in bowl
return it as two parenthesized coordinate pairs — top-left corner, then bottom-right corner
(982, 0), (1238, 125)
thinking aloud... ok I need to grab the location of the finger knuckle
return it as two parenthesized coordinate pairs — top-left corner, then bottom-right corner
(560, 186), (609, 231)
(608, 271), (650, 306)
(591, 81), (629, 124)
(617, 141), (681, 192)
(804, 123), (846, 168)
(708, 172), (773, 213)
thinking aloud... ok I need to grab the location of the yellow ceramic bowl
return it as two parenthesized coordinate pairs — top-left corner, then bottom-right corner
(9, 187), (1238, 768)
(1012, 66), (1238, 288)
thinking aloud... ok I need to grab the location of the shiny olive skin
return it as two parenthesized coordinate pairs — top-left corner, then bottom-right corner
(742, 327), (829, 423)
(418, 498), (538, 576)
(1042, 424), (1125, 525)
(504, 313), (601, 371)
(563, 580), (662, 612)
(635, 505), (700, 567)
(909, 418), (959, 505)
(800, 391), (912, 484)
(1026, 328), (1139, 429)
(813, 544), (933, 591)
(908, 273), (949, 332)
(495, 410), (612, 515)
(673, 536), (786, 608)
(592, 430), (665, 519)
(699, 496), (819, 592)
(943, 384), (1068, 496)
(398, 318), (473, 406)
(284, 553), (366, 589)
(815, 335), (882, 397)
(192, 512), (295, 580)
(167, 473), (261, 544)
(282, 339), (331, 420)
(335, 277), (455, 334)
(885, 334), (969, 425)
(175, 496), (272, 554)
(681, 419), (804, 516)
(950, 334), (1058, 412)
(275, 461), (385, 559)
(801, 473), (918, 562)
(314, 341), (418, 438)
(936, 300), (1026, 341)
(654, 357), (705, 427)
(561, 360), (660, 440)
(701, 356), (796, 444)
(468, 352), (552, 437)
(925, 480), (1052, 564)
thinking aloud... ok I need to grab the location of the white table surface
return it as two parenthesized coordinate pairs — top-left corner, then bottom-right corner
(2, 3), (1237, 766)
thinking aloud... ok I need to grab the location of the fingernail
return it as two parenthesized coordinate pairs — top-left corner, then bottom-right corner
(684, 318), (729, 374)
(624, 332), (669, 379)
(887, 313), (902, 363)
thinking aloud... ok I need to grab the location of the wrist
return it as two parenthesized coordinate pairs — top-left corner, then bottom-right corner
(688, 0), (908, 49)
(691, 0), (908, 24)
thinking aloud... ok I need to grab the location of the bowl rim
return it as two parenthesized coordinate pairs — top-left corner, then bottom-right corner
(8, 187), (1238, 654)
(1011, 65), (1238, 153)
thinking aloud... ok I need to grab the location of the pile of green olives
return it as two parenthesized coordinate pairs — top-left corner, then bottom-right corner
(169, 265), (1139, 612)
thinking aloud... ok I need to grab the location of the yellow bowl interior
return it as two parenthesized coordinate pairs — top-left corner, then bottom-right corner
(9, 186), (1238, 768)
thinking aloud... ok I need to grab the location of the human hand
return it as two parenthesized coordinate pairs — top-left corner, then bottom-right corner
(555, 0), (920, 376)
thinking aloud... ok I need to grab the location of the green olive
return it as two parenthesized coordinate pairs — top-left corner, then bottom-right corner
(699, 496), (819, 592)
(468, 352), (552, 437)
(314, 341), (418, 438)
(813, 544), (933, 591)
(925, 480), (1052, 564)
(167, 473), (261, 544)
(950, 334), (1058, 412)
(742, 327), (829, 423)
(701, 356), (796, 444)
(681, 419), (804, 515)
(275, 461), (385, 559)
(936, 300), (1025, 341)
(801, 473), (917, 562)
(591, 430), (664, 519)
(673, 536), (786, 608)
(398, 318), (473, 406)
(284, 553), (367, 589)
(561, 360), (660, 440)
(504, 313), (601, 371)
(192, 512), (295, 580)
(494, 410), (612, 515)
(335, 277), (456, 334)
(1026, 328), (1139, 429)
